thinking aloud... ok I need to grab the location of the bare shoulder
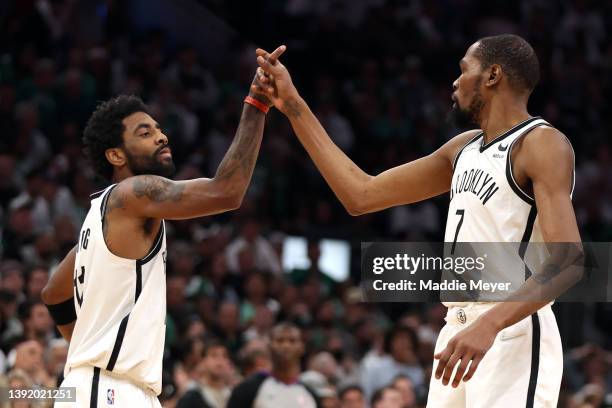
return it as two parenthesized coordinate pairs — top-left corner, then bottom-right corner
(517, 126), (573, 168)
(436, 129), (482, 165)
(518, 126), (574, 179)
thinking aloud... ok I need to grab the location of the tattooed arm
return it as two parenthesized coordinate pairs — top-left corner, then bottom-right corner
(107, 103), (264, 220)
(111, 46), (286, 220)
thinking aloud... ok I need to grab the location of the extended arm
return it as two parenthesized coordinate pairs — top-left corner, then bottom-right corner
(112, 46), (286, 220)
(41, 247), (76, 341)
(253, 48), (475, 215)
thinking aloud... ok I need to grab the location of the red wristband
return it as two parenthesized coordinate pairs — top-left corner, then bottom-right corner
(244, 96), (269, 114)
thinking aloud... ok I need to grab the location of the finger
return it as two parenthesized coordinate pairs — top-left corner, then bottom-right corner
(250, 84), (272, 96)
(462, 355), (483, 382)
(434, 347), (452, 379)
(267, 45), (286, 63)
(441, 352), (461, 386)
(257, 55), (282, 75)
(451, 355), (472, 387)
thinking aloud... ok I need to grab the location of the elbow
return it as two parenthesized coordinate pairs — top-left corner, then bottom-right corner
(40, 284), (52, 305)
(345, 201), (369, 217)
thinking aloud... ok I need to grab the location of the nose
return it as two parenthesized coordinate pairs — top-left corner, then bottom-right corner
(157, 132), (168, 146)
(452, 80), (458, 91)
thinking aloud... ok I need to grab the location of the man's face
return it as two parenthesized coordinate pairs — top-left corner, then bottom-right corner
(120, 112), (175, 177)
(375, 388), (403, 408)
(29, 304), (53, 334)
(449, 42), (486, 128)
(270, 327), (304, 365)
(14, 341), (43, 375)
(201, 346), (230, 378)
(341, 389), (366, 408)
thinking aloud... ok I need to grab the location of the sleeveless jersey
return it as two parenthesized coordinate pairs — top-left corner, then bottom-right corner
(65, 184), (167, 395)
(443, 117), (574, 304)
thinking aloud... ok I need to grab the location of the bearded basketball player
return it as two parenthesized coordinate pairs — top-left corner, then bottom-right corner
(41, 45), (286, 407)
(254, 35), (579, 407)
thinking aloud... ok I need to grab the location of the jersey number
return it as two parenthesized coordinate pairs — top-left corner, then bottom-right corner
(74, 266), (85, 307)
(451, 209), (465, 255)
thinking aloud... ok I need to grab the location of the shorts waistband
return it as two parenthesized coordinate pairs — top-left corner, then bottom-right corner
(68, 365), (156, 395)
(445, 303), (552, 326)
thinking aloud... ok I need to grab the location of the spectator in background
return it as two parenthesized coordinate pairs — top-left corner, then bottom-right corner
(9, 340), (53, 387)
(237, 343), (272, 378)
(289, 239), (336, 297)
(44, 338), (68, 386)
(21, 300), (53, 345)
(370, 385), (403, 408)
(177, 340), (233, 408)
(227, 322), (319, 408)
(391, 374), (417, 408)
(339, 384), (366, 408)
(225, 217), (282, 276)
(361, 326), (424, 400)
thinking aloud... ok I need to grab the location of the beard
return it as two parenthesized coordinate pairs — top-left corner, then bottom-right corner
(124, 146), (176, 178)
(447, 81), (485, 129)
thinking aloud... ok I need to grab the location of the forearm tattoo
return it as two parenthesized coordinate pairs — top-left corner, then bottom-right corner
(214, 106), (265, 182)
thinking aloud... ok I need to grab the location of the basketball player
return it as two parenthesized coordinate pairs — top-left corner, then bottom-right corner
(253, 35), (580, 407)
(41, 45), (286, 407)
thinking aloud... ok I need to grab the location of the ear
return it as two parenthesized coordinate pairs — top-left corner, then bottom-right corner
(485, 64), (503, 88)
(105, 147), (126, 168)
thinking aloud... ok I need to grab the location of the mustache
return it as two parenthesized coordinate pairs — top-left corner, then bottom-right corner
(155, 145), (171, 156)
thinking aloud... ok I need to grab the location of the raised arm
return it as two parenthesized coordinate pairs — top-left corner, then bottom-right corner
(253, 48), (475, 215)
(111, 46), (286, 220)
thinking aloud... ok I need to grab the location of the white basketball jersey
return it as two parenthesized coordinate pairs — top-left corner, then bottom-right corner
(443, 117), (574, 304)
(65, 184), (167, 395)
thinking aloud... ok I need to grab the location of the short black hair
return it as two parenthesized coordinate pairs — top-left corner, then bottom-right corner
(383, 325), (419, 354)
(203, 338), (228, 357)
(339, 384), (363, 400)
(473, 34), (540, 93)
(83, 95), (149, 180)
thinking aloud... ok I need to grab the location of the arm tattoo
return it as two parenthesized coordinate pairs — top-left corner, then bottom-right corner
(132, 176), (185, 202)
(284, 98), (302, 118)
(102, 188), (125, 241)
(214, 104), (265, 182)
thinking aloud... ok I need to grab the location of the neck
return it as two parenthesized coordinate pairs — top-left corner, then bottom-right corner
(201, 373), (225, 389)
(479, 95), (531, 144)
(272, 364), (301, 384)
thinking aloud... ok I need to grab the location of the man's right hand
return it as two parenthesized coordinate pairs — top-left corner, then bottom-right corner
(252, 47), (301, 116)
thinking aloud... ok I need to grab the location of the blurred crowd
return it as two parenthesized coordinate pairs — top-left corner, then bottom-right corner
(0, 0), (611, 407)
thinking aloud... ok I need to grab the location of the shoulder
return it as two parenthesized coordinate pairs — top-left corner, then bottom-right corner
(516, 126), (574, 180)
(517, 126), (574, 167)
(232, 372), (269, 393)
(436, 129), (482, 165)
(111, 175), (185, 207)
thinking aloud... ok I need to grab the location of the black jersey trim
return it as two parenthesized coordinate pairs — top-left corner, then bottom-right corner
(479, 117), (541, 152)
(137, 220), (165, 265)
(106, 314), (129, 371)
(526, 313), (541, 408)
(90, 366), (100, 407)
(504, 122), (550, 206)
(89, 189), (106, 199)
(100, 184), (118, 220)
(452, 132), (483, 171)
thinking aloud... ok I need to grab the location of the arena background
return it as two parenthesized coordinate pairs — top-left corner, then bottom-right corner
(0, 0), (611, 407)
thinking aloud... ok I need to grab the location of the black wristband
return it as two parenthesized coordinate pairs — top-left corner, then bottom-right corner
(46, 297), (77, 326)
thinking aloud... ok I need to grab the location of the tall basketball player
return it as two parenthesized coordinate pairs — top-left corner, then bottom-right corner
(253, 35), (579, 407)
(41, 45), (286, 407)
